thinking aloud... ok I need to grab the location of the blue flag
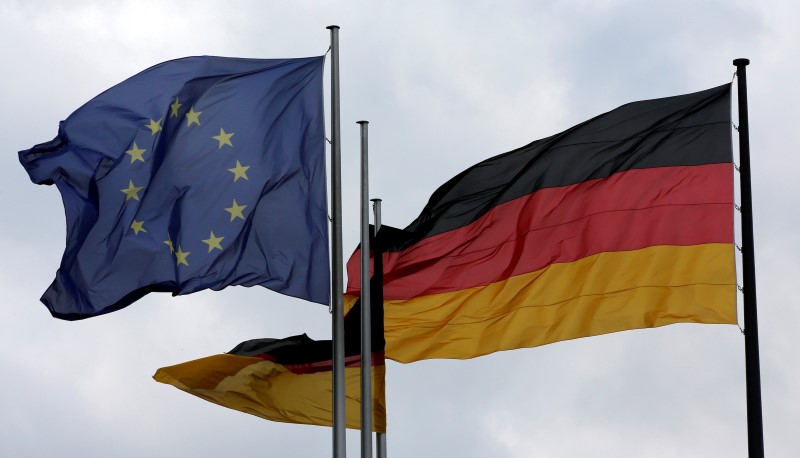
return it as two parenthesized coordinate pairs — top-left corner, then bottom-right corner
(19, 56), (330, 319)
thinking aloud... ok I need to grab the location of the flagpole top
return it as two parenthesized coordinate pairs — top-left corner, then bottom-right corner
(370, 198), (382, 203)
(357, 120), (369, 125)
(733, 58), (750, 67)
(327, 25), (340, 30)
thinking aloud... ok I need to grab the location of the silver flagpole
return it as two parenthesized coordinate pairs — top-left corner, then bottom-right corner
(327, 25), (346, 458)
(372, 198), (387, 458)
(357, 120), (373, 457)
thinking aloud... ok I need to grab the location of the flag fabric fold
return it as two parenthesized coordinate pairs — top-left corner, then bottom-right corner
(19, 56), (330, 319)
(346, 84), (737, 363)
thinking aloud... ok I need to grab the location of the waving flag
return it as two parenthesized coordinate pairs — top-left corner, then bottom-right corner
(346, 84), (737, 362)
(19, 56), (329, 319)
(154, 332), (386, 432)
(155, 278), (386, 431)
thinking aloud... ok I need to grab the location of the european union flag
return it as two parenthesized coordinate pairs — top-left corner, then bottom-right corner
(19, 56), (330, 319)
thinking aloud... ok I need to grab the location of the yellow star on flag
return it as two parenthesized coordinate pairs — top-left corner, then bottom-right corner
(202, 231), (225, 252)
(225, 199), (247, 221)
(130, 220), (147, 235)
(212, 128), (234, 149)
(228, 160), (250, 182)
(164, 236), (174, 253)
(145, 118), (162, 135)
(121, 180), (144, 201)
(186, 106), (202, 126)
(125, 142), (146, 163)
(170, 97), (182, 117)
(175, 246), (190, 266)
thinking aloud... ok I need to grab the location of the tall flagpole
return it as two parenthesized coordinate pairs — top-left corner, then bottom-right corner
(372, 198), (387, 458)
(327, 25), (346, 458)
(357, 120), (373, 457)
(733, 58), (764, 458)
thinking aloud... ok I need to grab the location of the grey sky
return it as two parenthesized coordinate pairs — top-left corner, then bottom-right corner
(2, 0), (798, 456)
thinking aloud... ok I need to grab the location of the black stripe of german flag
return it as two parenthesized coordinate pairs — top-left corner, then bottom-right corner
(345, 84), (736, 363)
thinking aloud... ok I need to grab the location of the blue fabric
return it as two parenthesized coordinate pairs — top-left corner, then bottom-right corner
(19, 56), (330, 319)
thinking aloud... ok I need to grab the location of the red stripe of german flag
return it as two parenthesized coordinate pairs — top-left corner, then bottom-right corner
(346, 84), (737, 363)
(349, 163), (733, 299)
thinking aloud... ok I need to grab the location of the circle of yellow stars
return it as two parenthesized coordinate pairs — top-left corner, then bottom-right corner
(121, 96), (253, 268)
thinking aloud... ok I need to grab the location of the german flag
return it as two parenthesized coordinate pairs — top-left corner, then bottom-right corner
(346, 84), (737, 363)
(154, 292), (386, 431)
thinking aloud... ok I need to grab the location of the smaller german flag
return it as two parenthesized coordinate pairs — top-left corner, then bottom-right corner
(154, 288), (386, 432)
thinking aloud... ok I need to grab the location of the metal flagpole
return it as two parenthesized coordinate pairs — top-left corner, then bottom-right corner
(733, 58), (764, 458)
(327, 25), (346, 458)
(357, 120), (373, 457)
(372, 198), (387, 458)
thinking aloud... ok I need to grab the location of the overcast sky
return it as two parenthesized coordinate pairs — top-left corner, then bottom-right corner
(2, 0), (798, 456)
